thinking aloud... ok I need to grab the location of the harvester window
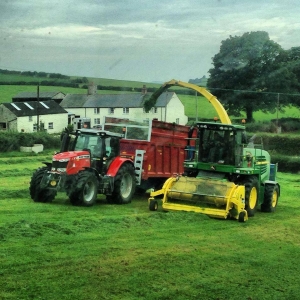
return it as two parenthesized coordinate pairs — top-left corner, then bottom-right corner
(201, 130), (225, 163)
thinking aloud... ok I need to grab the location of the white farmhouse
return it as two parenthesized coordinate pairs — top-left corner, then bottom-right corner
(0, 101), (68, 133)
(60, 90), (188, 128)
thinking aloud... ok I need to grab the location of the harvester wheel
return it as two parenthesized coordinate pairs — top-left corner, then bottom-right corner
(110, 163), (136, 204)
(69, 171), (98, 206)
(238, 211), (246, 222)
(149, 200), (158, 211)
(243, 176), (259, 217)
(29, 167), (57, 203)
(261, 184), (279, 212)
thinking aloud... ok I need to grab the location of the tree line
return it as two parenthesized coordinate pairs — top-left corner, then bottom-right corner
(207, 31), (300, 122)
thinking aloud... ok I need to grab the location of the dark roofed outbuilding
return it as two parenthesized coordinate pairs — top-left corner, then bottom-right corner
(12, 91), (66, 104)
(2, 100), (67, 117)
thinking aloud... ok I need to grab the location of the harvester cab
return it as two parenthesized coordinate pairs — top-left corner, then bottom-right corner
(147, 80), (280, 222)
(185, 122), (247, 172)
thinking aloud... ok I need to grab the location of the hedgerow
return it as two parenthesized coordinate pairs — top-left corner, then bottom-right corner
(0, 131), (60, 152)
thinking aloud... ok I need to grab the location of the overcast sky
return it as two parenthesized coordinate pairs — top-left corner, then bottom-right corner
(1, 0), (299, 83)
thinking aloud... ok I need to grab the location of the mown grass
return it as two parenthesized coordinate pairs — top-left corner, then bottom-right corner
(0, 152), (300, 300)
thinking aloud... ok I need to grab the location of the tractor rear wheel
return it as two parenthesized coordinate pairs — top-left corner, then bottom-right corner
(261, 184), (279, 212)
(29, 167), (57, 203)
(242, 176), (259, 217)
(68, 171), (98, 206)
(109, 163), (136, 204)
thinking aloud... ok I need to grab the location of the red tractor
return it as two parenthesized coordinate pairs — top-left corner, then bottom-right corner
(29, 128), (136, 206)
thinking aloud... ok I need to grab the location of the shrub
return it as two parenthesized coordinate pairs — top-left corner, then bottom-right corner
(270, 153), (300, 173)
(245, 118), (300, 133)
(0, 132), (61, 152)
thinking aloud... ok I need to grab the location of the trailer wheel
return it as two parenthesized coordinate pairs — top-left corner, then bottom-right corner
(112, 163), (136, 204)
(149, 200), (158, 211)
(29, 167), (57, 203)
(69, 171), (98, 206)
(261, 184), (279, 212)
(242, 176), (259, 217)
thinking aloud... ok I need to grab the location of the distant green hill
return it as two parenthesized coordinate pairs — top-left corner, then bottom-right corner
(0, 69), (162, 89)
(1, 69), (300, 125)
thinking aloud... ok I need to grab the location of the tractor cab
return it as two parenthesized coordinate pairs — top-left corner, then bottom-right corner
(71, 129), (123, 174)
(58, 128), (124, 175)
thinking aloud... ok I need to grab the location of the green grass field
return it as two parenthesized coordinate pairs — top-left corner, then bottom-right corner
(0, 151), (299, 300)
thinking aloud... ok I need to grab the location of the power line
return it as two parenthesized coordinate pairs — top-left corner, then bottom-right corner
(208, 87), (300, 97)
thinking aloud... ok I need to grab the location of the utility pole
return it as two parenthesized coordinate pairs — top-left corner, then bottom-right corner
(37, 84), (40, 131)
(276, 93), (280, 133)
(195, 91), (198, 122)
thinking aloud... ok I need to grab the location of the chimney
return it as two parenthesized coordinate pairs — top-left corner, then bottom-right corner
(141, 84), (147, 94)
(87, 82), (97, 95)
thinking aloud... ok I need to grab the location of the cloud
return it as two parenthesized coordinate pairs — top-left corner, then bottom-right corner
(0, 0), (299, 82)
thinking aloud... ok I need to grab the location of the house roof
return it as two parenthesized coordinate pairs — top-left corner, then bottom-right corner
(60, 92), (175, 108)
(86, 93), (145, 108)
(2, 100), (68, 117)
(12, 91), (65, 101)
(60, 94), (89, 108)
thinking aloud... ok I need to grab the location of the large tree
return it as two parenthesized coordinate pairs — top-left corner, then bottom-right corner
(207, 31), (298, 122)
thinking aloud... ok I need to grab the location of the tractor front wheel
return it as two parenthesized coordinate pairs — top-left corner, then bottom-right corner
(261, 184), (279, 212)
(68, 171), (98, 206)
(29, 167), (57, 203)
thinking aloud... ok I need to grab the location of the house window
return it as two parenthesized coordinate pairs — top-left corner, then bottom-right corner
(29, 116), (33, 122)
(48, 122), (54, 129)
(176, 118), (179, 124)
(143, 107), (157, 113)
(108, 108), (114, 114)
(123, 107), (129, 114)
(33, 124), (37, 131)
(94, 108), (100, 114)
(94, 118), (101, 125)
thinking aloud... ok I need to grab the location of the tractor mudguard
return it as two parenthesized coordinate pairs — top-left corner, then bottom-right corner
(106, 157), (134, 177)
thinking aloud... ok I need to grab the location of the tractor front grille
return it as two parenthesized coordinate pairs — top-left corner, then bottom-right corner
(51, 160), (68, 173)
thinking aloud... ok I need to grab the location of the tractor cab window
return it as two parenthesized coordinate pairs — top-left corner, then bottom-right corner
(74, 134), (86, 150)
(74, 134), (104, 157)
(106, 137), (120, 159)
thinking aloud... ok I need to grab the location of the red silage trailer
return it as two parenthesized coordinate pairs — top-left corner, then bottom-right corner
(103, 117), (192, 190)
